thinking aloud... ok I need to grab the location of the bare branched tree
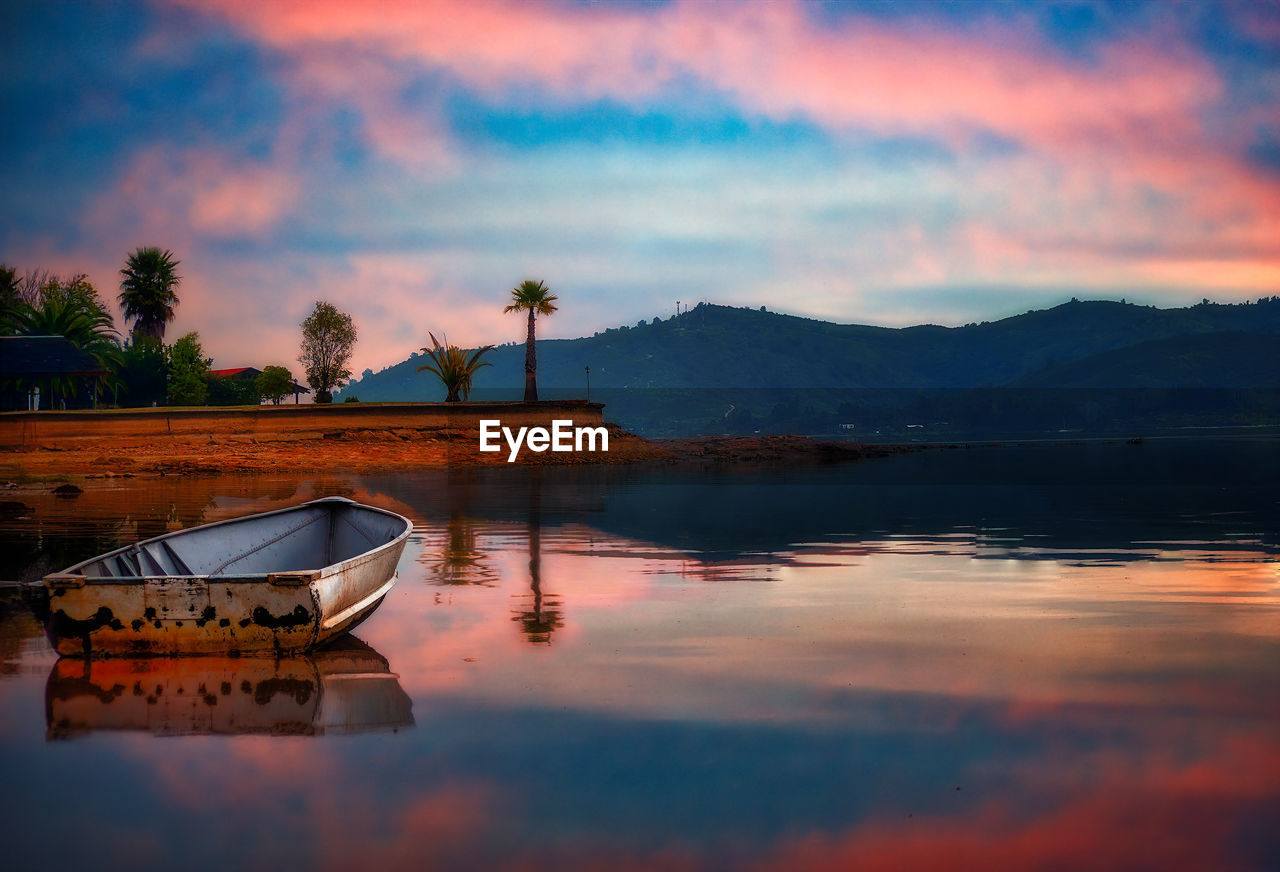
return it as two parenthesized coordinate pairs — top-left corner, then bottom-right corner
(17, 269), (53, 306)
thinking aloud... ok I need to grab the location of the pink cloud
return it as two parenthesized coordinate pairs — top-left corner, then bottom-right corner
(316, 254), (518, 373)
(317, 782), (496, 872)
(754, 736), (1280, 872)
(177, 0), (1218, 154)
(276, 49), (457, 170)
(172, 0), (1280, 283)
(1225, 0), (1280, 45)
(181, 0), (659, 98)
(98, 146), (299, 241)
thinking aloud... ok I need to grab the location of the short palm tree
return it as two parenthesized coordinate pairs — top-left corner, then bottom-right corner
(504, 279), (558, 402)
(119, 247), (181, 343)
(416, 332), (494, 402)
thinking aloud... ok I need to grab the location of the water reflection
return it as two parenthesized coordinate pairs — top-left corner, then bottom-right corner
(45, 636), (412, 739)
(361, 438), (1280, 561)
(422, 514), (498, 586)
(1, 442), (1279, 870)
(510, 519), (563, 645)
(0, 591), (45, 674)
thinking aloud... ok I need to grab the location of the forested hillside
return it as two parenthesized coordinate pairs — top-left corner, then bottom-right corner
(338, 298), (1280, 437)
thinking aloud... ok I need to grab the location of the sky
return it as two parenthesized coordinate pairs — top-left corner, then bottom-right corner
(2, 0), (1279, 377)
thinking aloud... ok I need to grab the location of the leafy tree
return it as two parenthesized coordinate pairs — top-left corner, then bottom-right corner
(5, 271), (112, 325)
(11, 294), (116, 348)
(166, 332), (210, 405)
(299, 301), (356, 404)
(416, 332), (493, 402)
(40, 274), (112, 322)
(0, 264), (18, 329)
(256, 365), (295, 404)
(207, 374), (260, 406)
(504, 278), (557, 401)
(119, 247), (181, 343)
(118, 339), (168, 407)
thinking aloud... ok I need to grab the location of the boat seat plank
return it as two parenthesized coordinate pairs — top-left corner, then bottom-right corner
(160, 540), (194, 576)
(119, 552), (140, 577)
(137, 547), (166, 576)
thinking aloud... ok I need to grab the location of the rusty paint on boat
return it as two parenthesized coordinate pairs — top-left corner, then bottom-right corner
(42, 497), (411, 657)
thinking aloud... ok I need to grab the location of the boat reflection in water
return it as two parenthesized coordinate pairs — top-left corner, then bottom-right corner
(45, 636), (413, 740)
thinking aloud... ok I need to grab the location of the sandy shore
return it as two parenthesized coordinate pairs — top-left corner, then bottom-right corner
(0, 422), (908, 482)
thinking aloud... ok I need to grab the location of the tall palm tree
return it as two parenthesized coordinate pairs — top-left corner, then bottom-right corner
(119, 247), (181, 343)
(504, 279), (558, 402)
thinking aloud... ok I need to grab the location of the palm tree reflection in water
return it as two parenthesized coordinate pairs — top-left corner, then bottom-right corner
(510, 470), (563, 645)
(417, 469), (564, 642)
(422, 470), (498, 587)
(425, 513), (498, 587)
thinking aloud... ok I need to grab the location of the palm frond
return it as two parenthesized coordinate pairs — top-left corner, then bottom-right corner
(118, 246), (181, 341)
(417, 332), (494, 401)
(507, 279), (557, 314)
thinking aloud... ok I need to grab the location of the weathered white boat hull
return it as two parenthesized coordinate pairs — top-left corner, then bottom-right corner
(43, 497), (411, 657)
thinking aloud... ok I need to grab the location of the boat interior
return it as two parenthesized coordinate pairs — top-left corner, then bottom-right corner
(75, 500), (409, 579)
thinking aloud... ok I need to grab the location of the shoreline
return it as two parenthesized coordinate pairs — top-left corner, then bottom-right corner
(0, 422), (915, 483)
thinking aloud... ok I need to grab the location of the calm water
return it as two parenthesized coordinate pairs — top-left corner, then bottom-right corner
(2, 439), (1278, 871)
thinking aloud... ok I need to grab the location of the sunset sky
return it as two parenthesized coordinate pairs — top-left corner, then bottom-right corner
(3, 0), (1279, 375)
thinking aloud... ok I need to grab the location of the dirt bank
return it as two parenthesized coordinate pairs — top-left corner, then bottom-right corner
(0, 422), (668, 479)
(0, 418), (911, 482)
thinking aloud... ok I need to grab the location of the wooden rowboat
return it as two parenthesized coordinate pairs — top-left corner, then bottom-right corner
(43, 497), (412, 657)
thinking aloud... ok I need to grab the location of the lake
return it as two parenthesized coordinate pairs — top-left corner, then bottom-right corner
(2, 438), (1278, 871)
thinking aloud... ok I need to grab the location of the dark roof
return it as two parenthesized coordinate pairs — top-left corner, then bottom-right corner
(0, 335), (107, 377)
(211, 365), (310, 393)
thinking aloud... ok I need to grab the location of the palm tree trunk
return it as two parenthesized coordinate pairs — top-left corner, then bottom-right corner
(524, 308), (538, 402)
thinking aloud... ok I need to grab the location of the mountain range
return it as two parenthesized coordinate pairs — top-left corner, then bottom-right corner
(338, 297), (1280, 437)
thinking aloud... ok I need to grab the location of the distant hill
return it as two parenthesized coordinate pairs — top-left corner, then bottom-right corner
(338, 297), (1280, 436)
(1016, 332), (1280, 389)
(343, 298), (1280, 396)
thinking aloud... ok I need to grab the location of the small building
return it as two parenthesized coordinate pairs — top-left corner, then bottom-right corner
(209, 367), (311, 404)
(0, 335), (108, 411)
